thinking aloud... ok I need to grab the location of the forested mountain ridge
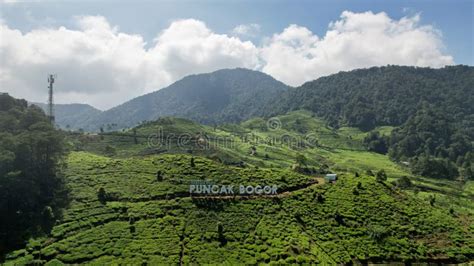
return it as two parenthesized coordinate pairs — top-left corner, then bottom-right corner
(79, 68), (289, 131)
(264, 65), (473, 131)
(34, 66), (473, 135)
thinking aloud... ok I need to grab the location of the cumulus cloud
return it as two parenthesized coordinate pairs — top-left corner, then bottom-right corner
(260, 11), (453, 86)
(150, 19), (259, 81)
(0, 17), (259, 109)
(0, 11), (454, 109)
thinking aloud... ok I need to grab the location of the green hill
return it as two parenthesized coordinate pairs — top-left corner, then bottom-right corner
(5, 111), (474, 264)
(5, 152), (473, 264)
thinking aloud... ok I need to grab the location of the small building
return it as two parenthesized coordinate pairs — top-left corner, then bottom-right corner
(325, 174), (337, 183)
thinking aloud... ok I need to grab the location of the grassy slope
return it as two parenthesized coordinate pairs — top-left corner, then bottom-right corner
(6, 111), (474, 264)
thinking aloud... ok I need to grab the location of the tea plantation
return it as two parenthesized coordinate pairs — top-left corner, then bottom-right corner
(5, 111), (474, 264)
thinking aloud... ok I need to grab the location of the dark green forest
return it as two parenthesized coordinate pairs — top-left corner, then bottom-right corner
(0, 93), (68, 256)
(267, 65), (472, 131)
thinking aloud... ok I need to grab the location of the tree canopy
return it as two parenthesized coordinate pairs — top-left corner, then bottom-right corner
(0, 93), (68, 256)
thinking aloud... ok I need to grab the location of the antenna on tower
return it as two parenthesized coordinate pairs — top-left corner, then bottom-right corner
(47, 74), (57, 123)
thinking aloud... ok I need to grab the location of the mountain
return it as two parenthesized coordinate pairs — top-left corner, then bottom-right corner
(264, 65), (473, 131)
(31, 102), (102, 130)
(80, 68), (289, 131)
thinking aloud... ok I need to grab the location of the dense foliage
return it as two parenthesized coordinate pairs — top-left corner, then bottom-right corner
(0, 93), (68, 256)
(267, 65), (473, 130)
(389, 105), (473, 179)
(266, 65), (474, 179)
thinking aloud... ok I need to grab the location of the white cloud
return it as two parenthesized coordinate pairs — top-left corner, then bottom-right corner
(150, 19), (259, 81)
(0, 11), (454, 109)
(232, 23), (261, 37)
(260, 11), (453, 86)
(0, 17), (259, 109)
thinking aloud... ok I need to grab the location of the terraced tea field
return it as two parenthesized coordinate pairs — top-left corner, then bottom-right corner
(5, 150), (474, 265)
(5, 111), (474, 264)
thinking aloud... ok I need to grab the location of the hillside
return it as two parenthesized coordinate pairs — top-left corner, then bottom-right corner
(32, 103), (102, 130)
(68, 110), (474, 215)
(5, 111), (473, 264)
(263, 65), (474, 182)
(75, 68), (289, 131)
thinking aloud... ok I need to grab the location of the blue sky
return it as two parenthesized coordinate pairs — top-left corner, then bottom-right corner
(2, 0), (472, 64)
(0, 0), (472, 109)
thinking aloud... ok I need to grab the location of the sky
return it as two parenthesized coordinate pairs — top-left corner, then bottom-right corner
(0, 0), (473, 110)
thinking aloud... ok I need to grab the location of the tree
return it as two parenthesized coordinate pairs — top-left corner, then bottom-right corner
(104, 145), (116, 156)
(295, 154), (307, 166)
(97, 187), (107, 204)
(41, 206), (55, 231)
(396, 176), (412, 188)
(156, 171), (163, 182)
(334, 212), (345, 225)
(217, 222), (226, 246)
(352, 187), (359, 195)
(429, 195), (436, 206)
(376, 169), (387, 182)
(363, 131), (388, 154)
(133, 129), (138, 144)
(249, 146), (257, 156)
(316, 194), (325, 203)
(412, 156), (459, 179)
